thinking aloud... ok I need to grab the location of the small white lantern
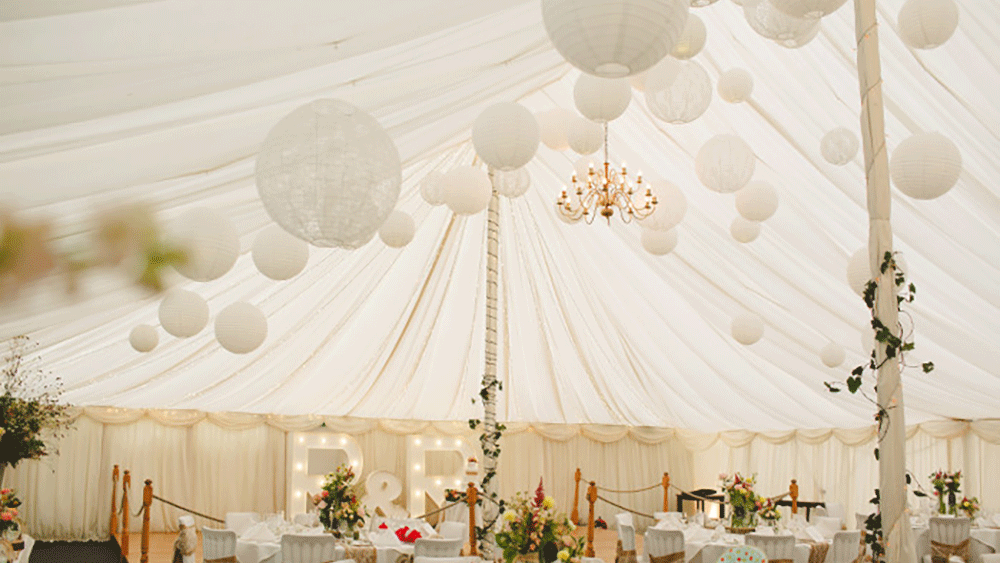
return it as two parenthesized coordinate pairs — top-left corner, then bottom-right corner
(695, 135), (756, 193)
(735, 180), (779, 222)
(420, 171), (447, 206)
(252, 225), (309, 281)
(493, 167), (532, 199)
(821, 128), (860, 166)
(646, 60), (712, 124)
(890, 132), (962, 200)
(573, 75), (632, 123)
(214, 302), (268, 354)
(731, 217), (761, 243)
(847, 248), (909, 296)
(168, 208), (240, 282)
(129, 325), (158, 353)
(731, 313), (765, 345)
(443, 167), (493, 215)
(541, 0), (691, 78)
(567, 117), (605, 155)
(717, 69), (754, 103)
(536, 108), (576, 151)
(471, 102), (540, 171)
(628, 71), (649, 92)
(897, 0), (959, 50)
(641, 228), (679, 256)
(820, 342), (846, 368)
(671, 13), (707, 59)
(744, 0), (821, 45)
(638, 181), (687, 231)
(771, 0), (848, 18)
(378, 210), (416, 248)
(158, 289), (209, 338)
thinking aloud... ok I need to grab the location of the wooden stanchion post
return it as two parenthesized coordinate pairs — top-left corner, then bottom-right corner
(572, 468), (582, 524)
(467, 482), (478, 557)
(121, 470), (130, 563)
(585, 481), (597, 558)
(141, 479), (152, 563)
(662, 473), (670, 513)
(110, 465), (119, 539)
(790, 479), (799, 515)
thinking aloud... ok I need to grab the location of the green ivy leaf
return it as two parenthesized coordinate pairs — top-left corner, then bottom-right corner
(847, 376), (862, 394)
(922, 361), (935, 373)
(852, 366), (865, 377)
(874, 448), (879, 460)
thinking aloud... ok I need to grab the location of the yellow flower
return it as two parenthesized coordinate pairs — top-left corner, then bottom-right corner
(542, 496), (555, 509)
(504, 511), (517, 522)
(558, 550), (570, 561)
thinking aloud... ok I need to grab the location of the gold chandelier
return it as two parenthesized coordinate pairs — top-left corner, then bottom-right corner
(555, 123), (657, 224)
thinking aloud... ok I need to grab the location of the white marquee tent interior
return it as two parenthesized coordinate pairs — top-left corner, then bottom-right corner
(0, 0), (998, 544)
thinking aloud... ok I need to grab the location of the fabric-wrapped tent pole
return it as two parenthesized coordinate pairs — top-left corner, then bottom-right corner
(480, 178), (501, 558)
(853, 2), (915, 563)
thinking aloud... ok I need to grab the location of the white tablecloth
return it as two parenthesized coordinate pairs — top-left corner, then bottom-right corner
(912, 526), (1000, 563)
(684, 535), (813, 563)
(14, 534), (33, 563)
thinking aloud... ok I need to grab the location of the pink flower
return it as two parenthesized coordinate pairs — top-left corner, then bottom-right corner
(321, 490), (329, 498)
(0, 513), (11, 521)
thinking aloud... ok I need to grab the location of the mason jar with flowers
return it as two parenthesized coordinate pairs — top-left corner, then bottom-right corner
(496, 479), (585, 563)
(721, 473), (761, 532)
(929, 471), (961, 515)
(312, 465), (365, 537)
(958, 497), (979, 519)
(756, 498), (781, 531)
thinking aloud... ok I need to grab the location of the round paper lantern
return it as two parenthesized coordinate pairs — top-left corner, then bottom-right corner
(717, 69), (754, 103)
(493, 167), (531, 199)
(773, 19), (821, 48)
(214, 302), (267, 354)
(645, 60), (712, 124)
(671, 14), (707, 59)
(378, 210), (416, 248)
(820, 342), (846, 368)
(472, 103), (540, 171)
(847, 248), (909, 296)
(735, 180), (779, 222)
(574, 75), (632, 123)
(420, 171), (447, 206)
(158, 289), (209, 338)
(744, 0), (821, 44)
(168, 208), (239, 282)
(443, 167), (493, 215)
(567, 117), (605, 155)
(821, 127), (859, 166)
(695, 135), (756, 193)
(628, 71), (648, 92)
(129, 325), (158, 353)
(731, 217), (761, 243)
(731, 313), (765, 345)
(890, 132), (962, 200)
(541, 0), (691, 78)
(555, 204), (582, 224)
(771, 0), (848, 18)
(255, 99), (401, 249)
(536, 108), (576, 151)
(691, 0), (720, 6)
(639, 181), (687, 231)
(641, 228), (679, 256)
(252, 225), (309, 281)
(898, 0), (959, 50)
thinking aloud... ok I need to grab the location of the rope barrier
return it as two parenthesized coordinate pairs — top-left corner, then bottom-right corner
(668, 484), (724, 506)
(595, 494), (656, 520)
(411, 500), (464, 521)
(581, 475), (663, 495)
(151, 494), (225, 524)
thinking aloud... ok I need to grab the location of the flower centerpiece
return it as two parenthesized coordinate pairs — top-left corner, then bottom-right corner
(929, 470), (961, 515)
(720, 473), (761, 532)
(312, 464), (365, 537)
(957, 497), (979, 519)
(0, 488), (21, 541)
(496, 479), (585, 563)
(756, 498), (781, 529)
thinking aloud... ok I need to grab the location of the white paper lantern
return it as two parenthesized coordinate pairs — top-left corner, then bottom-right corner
(536, 108), (576, 151)
(731, 217), (761, 243)
(541, 0), (691, 78)
(821, 128), (859, 166)
(574, 75), (632, 123)
(735, 181), (779, 222)
(744, 0), (821, 44)
(168, 208), (239, 282)
(251, 225), (309, 281)
(773, 19), (821, 48)
(847, 248), (909, 296)
(639, 181), (687, 231)
(215, 302), (267, 354)
(771, 0), (848, 18)
(898, 0), (959, 50)
(129, 325), (158, 353)
(628, 71), (648, 92)
(420, 171), (447, 206)
(378, 210), (416, 248)
(717, 69), (754, 103)
(820, 342), (846, 368)
(691, 0), (720, 6)
(158, 289), (209, 338)
(493, 167), (531, 199)
(255, 99), (401, 249)
(890, 132), (962, 200)
(732, 313), (765, 345)
(472, 103), (540, 171)
(645, 60), (712, 124)
(443, 167), (493, 215)
(567, 117), (605, 155)
(641, 228), (679, 256)
(671, 13), (707, 59)
(695, 135), (756, 193)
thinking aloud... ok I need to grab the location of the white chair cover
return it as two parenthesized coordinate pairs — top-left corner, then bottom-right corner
(825, 503), (845, 521)
(616, 513), (635, 530)
(618, 522), (638, 552)
(855, 513), (869, 531)
(829, 531), (862, 563)
(414, 537), (463, 558)
(202, 528), (238, 561)
(644, 528), (684, 563)
(746, 533), (796, 563)
(437, 521), (467, 541)
(280, 533), (343, 563)
(923, 517), (972, 563)
(654, 512), (683, 523)
(225, 512), (262, 536)
(814, 517), (843, 540)
(174, 515), (197, 563)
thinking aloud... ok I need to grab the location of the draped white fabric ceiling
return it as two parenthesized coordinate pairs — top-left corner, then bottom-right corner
(1, 0), (997, 432)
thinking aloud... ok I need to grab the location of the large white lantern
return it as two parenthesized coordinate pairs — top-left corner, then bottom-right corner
(671, 13), (707, 59)
(717, 69), (754, 103)
(731, 217), (761, 243)
(541, 0), (691, 78)
(898, 0), (959, 50)
(695, 135), (756, 193)
(472, 102), (540, 171)
(252, 225), (309, 281)
(536, 108), (576, 151)
(574, 75), (632, 123)
(567, 117), (605, 155)
(215, 302), (268, 354)
(129, 325), (158, 353)
(847, 248), (909, 296)
(641, 228), (679, 256)
(158, 289), (209, 338)
(420, 171), (447, 206)
(820, 342), (846, 368)
(443, 167), (493, 215)
(378, 210), (416, 248)
(771, 0), (848, 18)
(821, 128), (859, 166)
(744, 0), (821, 45)
(774, 20), (821, 48)
(646, 60), (712, 124)
(731, 313), (765, 345)
(735, 180), (779, 222)
(639, 181), (687, 231)
(890, 132), (962, 200)
(168, 208), (239, 282)
(493, 167), (531, 199)
(255, 99), (401, 249)
(628, 71), (648, 92)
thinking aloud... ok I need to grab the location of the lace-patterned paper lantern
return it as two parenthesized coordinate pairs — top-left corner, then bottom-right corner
(574, 75), (632, 123)
(541, 0), (691, 78)
(472, 103), (540, 171)
(717, 69), (754, 103)
(158, 289), (209, 338)
(696, 135), (756, 193)
(645, 60), (712, 124)
(744, 0), (821, 46)
(671, 13), (707, 59)
(215, 302), (267, 354)
(378, 210), (416, 248)
(537, 108), (576, 151)
(168, 208), (239, 282)
(443, 167), (493, 215)
(890, 132), (962, 200)
(821, 128), (860, 166)
(771, 0), (848, 18)
(129, 325), (158, 353)
(820, 342), (846, 368)
(493, 167), (531, 199)
(732, 313), (765, 345)
(567, 117), (605, 155)
(639, 181), (687, 231)
(420, 171), (447, 206)
(898, 0), (959, 50)
(735, 180), (779, 222)
(641, 228), (679, 256)
(731, 217), (761, 243)
(252, 225), (309, 281)
(256, 99), (401, 249)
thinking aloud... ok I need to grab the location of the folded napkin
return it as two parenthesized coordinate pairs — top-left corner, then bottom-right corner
(379, 523), (389, 529)
(241, 522), (278, 543)
(395, 526), (423, 543)
(693, 512), (706, 526)
(794, 526), (825, 543)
